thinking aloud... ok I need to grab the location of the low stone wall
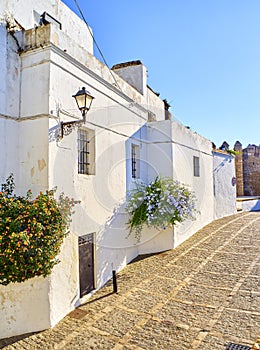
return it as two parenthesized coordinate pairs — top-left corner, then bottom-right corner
(236, 196), (260, 212)
(0, 277), (51, 339)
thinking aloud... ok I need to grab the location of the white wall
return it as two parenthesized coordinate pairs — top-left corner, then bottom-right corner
(0, 119), (19, 185)
(0, 19), (21, 183)
(137, 227), (175, 255)
(147, 87), (165, 121)
(17, 118), (49, 195)
(0, 5), (23, 122)
(146, 120), (173, 181)
(139, 120), (215, 248)
(49, 234), (79, 326)
(112, 63), (166, 122)
(171, 122), (214, 246)
(0, 277), (51, 339)
(213, 151), (237, 218)
(20, 50), (50, 119)
(44, 25), (154, 326)
(0, 0), (93, 54)
(112, 63), (147, 97)
(0, 23), (7, 117)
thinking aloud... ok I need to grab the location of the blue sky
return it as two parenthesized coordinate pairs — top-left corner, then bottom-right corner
(63, 0), (260, 149)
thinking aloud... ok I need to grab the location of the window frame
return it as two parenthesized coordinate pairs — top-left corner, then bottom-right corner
(193, 155), (200, 177)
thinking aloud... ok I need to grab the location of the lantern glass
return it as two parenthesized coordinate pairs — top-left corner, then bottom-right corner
(73, 87), (94, 112)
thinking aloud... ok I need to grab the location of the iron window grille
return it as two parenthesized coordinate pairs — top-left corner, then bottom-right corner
(131, 144), (140, 179)
(78, 129), (90, 174)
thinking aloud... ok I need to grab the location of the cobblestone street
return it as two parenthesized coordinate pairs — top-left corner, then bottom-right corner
(1, 212), (259, 349)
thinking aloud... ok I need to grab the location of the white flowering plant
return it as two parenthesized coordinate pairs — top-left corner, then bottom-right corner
(126, 176), (197, 241)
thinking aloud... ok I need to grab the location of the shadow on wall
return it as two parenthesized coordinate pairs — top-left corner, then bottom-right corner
(251, 199), (260, 211)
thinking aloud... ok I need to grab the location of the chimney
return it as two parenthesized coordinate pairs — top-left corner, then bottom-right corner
(163, 99), (172, 120)
(112, 60), (147, 97)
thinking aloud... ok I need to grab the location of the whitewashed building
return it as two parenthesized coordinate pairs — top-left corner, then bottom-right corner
(0, 0), (237, 339)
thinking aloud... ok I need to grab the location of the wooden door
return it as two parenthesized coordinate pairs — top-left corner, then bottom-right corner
(79, 234), (95, 298)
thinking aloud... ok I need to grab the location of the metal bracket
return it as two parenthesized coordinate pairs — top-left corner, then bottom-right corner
(60, 120), (83, 138)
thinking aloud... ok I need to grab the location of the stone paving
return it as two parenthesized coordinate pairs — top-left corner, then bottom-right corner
(0, 212), (259, 349)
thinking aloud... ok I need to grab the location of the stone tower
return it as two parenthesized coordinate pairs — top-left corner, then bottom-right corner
(234, 141), (244, 196)
(243, 144), (260, 196)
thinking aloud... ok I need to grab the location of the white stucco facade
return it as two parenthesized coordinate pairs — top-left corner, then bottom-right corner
(145, 120), (215, 247)
(213, 151), (237, 219)
(0, 0), (237, 339)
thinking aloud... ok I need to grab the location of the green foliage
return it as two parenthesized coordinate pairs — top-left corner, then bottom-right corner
(227, 149), (241, 156)
(126, 177), (197, 241)
(0, 174), (78, 286)
(1, 173), (15, 196)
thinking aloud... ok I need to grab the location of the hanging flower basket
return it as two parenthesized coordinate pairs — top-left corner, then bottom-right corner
(126, 176), (197, 241)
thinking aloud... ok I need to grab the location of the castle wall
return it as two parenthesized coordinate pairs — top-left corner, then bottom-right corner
(243, 153), (260, 196)
(233, 142), (260, 197)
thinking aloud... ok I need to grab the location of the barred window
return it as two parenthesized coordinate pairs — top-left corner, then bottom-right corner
(131, 144), (140, 179)
(193, 156), (200, 177)
(78, 128), (95, 175)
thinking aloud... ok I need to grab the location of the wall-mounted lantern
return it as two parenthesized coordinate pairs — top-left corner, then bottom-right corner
(61, 87), (95, 137)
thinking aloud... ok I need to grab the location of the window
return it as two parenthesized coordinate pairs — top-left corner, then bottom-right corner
(131, 144), (140, 179)
(78, 128), (95, 175)
(193, 156), (200, 177)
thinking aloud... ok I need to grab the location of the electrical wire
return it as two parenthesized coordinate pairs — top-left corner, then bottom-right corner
(59, 108), (212, 156)
(88, 120), (213, 156)
(73, 0), (122, 92)
(68, 2), (210, 156)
